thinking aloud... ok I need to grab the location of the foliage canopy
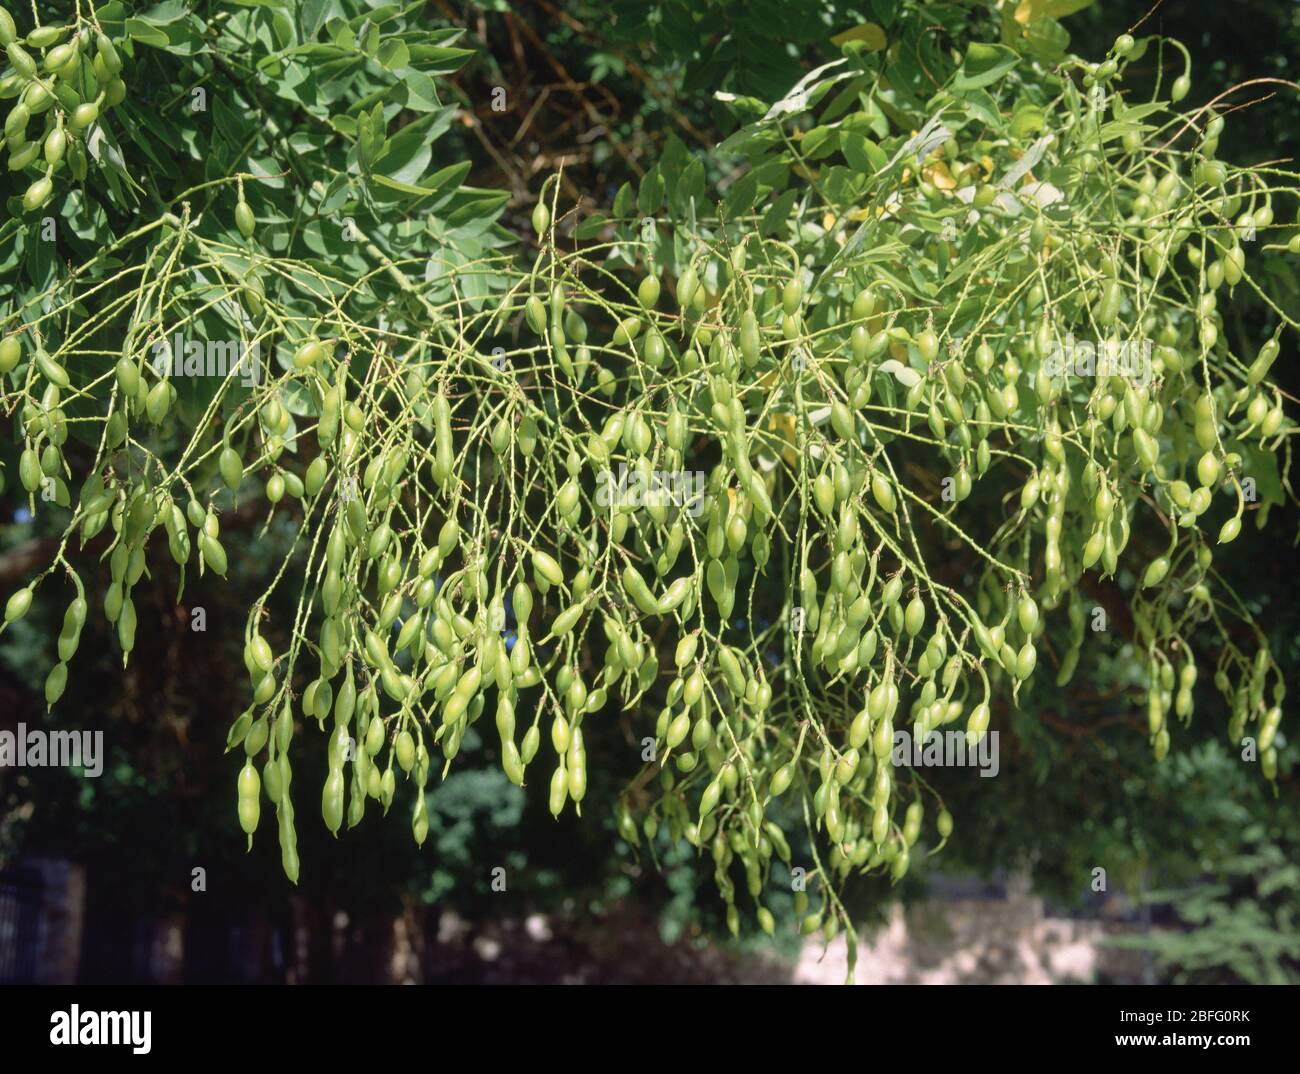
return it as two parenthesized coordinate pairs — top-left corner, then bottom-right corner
(1, 0), (1297, 979)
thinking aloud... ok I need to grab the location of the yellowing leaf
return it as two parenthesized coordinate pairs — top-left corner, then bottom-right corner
(831, 23), (887, 51)
(1014, 0), (1095, 26)
(922, 161), (957, 191)
(766, 412), (799, 467)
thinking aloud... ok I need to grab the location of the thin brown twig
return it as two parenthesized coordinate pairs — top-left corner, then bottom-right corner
(1155, 78), (1300, 154)
(506, 12), (646, 181)
(1129, 0), (1169, 35)
(531, 0), (714, 149)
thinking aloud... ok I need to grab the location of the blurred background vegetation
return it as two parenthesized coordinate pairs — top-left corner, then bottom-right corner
(2, 0), (1297, 983)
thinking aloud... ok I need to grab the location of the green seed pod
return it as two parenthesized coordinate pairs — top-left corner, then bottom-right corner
(531, 199), (549, 235)
(43, 41), (77, 74)
(6, 42), (36, 78)
(782, 276), (803, 315)
(525, 295), (547, 335)
(116, 596), (137, 655)
(263, 757), (283, 805)
(1196, 451), (1220, 488)
(739, 309), (761, 366)
(637, 274), (661, 309)
(531, 550), (564, 587)
(903, 594), (925, 636)
(38, 443), (62, 477)
(41, 659), (67, 706)
(0, 333), (20, 373)
(235, 201), (255, 238)
(70, 100), (98, 130)
(769, 761), (796, 798)
(145, 380), (171, 424)
(4, 100), (29, 140)
(18, 448), (41, 491)
(244, 717), (270, 757)
(966, 703), (991, 745)
(611, 316), (642, 346)
(1014, 642), (1037, 680)
(871, 473), (896, 514)
(237, 762), (261, 835)
(97, 33), (122, 75)
(303, 456), (328, 498)
(31, 349), (69, 389)
(57, 597), (87, 660)
(1018, 595), (1039, 634)
(318, 386), (340, 448)
(200, 533), (228, 577)
(4, 585), (34, 623)
(322, 766), (344, 834)
(548, 764), (568, 816)
(219, 445), (243, 492)
(43, 126), (66, 166)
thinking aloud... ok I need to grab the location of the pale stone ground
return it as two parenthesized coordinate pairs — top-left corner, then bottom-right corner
(792, 897), (1146, 985)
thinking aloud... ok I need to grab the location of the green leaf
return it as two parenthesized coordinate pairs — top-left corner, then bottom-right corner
(670, 159), (706, 216)
(801, 126), (839, 161)
(612, 182), (634, 218)
(576, 212), (610, 240)
(952, 88), (1002, 130)
(440, 187), (509, 229)
(378, 39), (410, 69)
(1021, 16), (1070, 61)
(301, 0), (333, 38)
(841, 132), (874, 175)
(369, 173), (432, 197)
(637, 167), (665, 217)
(1011, 102), (1046, 138)
(861, 138), (888, 172)
(124, 18), (170, 47)
(759, 189), (797, 237)
(137, 0), (189, 24)
(406, 42), (474, 75)
(422, 161), (473, 196)
(361, 22), (381, 58)
(657, 135), (690, 201)
(722, 170), (760, 218)
(1234, 442), (1284, 507)
(372, 112), (439, 188)
(393, 68), (442, 112)
(953, 43), (1019, 90)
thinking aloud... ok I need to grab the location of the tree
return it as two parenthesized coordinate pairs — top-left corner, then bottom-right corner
(1, 0), (1296, 980)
